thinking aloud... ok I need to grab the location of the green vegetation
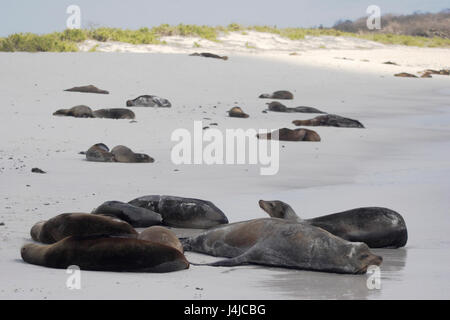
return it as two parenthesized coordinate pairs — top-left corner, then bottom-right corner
(1, 23), (449, 52)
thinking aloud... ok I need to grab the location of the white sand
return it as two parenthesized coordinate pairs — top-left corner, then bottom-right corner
(0, 41), (449, 299)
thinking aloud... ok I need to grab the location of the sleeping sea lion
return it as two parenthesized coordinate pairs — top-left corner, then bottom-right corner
(259, 91), (294, 100)
(64, 85), (109, 94)
(93, 108), (136, 119)
(292, 114), (364, 128)
(267, 102), (326, 114)
(190, 52), (228, 60)
(126, 95), (172, 108)
(257, 128), (321, 142)
(138, 226), (184, 253)
(53, 105), (94, 118)
(92, 201), (162, 227)
(228, 107), (249, 118)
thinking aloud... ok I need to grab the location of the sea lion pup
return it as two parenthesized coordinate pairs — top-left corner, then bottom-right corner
(126, 95), (172, 108)
(228, 107), (249, 118)
(394, 72), (418, 78)
(258, 200), (408, 248)
(21, 235), (189, 273)
(128, 195), (229, 229)
(190, 52), (228, 60)
(85, 143), (114, 162)
(292, 114), (365, 128)
(92, 201), (162, 228)
(64, 85), (109, 94)
(138, 226), (184, 253)
(53, 105), (94, 118)
(257, 128), (321, 142)
(93, 108), (136, 120)
(267, 102), (326, 114)
(259, 90), (294, 100)
(111, 145), (154, 163)
(181, 218), (382, 274)
(30, 213), (137, 244)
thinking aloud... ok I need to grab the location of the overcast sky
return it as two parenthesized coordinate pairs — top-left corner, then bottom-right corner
(0, 0), (448, 36)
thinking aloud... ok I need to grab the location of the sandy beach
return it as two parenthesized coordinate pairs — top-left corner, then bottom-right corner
(0, 41), (449, 299)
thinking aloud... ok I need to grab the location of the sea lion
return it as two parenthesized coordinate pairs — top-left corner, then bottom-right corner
(228, 107), (249, 118)
(138, 226), (184, 253)
(394, 73), (418, 78)
(92, 201), (162, 227)
(64, 85), (109, 94)
(190, 52), (228, 60)
(126, 95), (172, 108)
(259, 91), (294, 100)
(257, 128), (321, 142)
(111, 145), (154, 163)
(128, 195), (229, 229)
(53, 105), (94, 118)
(181, 218), (382, 274)
(267, 102), (326, 114)
(21, 234), (189, 272)
(420, 69), (449, 76)
(292, 114), (364, 128)
(30, 213), (137, 244)
(85, 143), (114, 162)
(93, 108), (135, 119)
(383, 61), (398, 65)
(259, 200), (408, 248)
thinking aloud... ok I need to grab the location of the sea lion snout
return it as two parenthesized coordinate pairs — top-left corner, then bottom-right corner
(126, 100), (133, 107)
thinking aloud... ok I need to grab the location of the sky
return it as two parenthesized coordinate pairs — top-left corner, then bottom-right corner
(0, 0), (448, 36)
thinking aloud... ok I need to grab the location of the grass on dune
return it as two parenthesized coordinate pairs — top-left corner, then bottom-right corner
(1, 23), (449, 52)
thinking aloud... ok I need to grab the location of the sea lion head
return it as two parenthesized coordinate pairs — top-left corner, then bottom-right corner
(126, 100), (134, 107)
(258, 200), (300, 222)
(30, 221), (46, 242)
(347, 242), (383, 274)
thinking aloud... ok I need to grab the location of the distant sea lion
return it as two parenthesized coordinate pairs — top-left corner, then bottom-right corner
(394, 73), (418, 78)
(21, 235), (189, 272)
(257, 128), (321, 142)
(383, 61), (398, 65)
(138, 226), (184, 253)
(420, 69), (449, 76)
(30, 213), (137, 244)
(190, 52), (228, 60)
(126, 95), (172, 108)
(64, 85), (109, 94)
(267, 102), (326, 114)
(92, 201), (162, 227)
(128, 195), (229, 228)
(259, 200), (408, 248)
(228, 107), (249, 118)
(85, 144), (154, 163)
(292, 114), (364, 128)
(53, 105), (94, 118)
(259, 91), (294, 100)
(93, 108), (135, 119)
(181, 218), (382, 274)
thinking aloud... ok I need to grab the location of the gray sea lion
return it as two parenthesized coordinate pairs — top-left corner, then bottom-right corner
(64, 85), (109, 94)
(30, 213), (137, 244)
(190, 52), (228, 60)
(92, 201), (162, 227)
(292, 114), (364, 128)
(21, 234), (189, 272)
(257, 128), (321, 142)
(93, 108), (135, 119)
(267, 102), (326, 114)
(128, 195), (229, 229)
(85, 143), (114, 162)
(111, 145), (154, 163)
(259, 200), (408, 248)
(53, 105), (94, 118)
(394, 73), (418, 78)
(138, 226), (184, 253)
(259, 91), (294, 100)
(383, 61), (398, 65)
(126, 95), (172, 108)
(181, 218), (382, 274)
(228, 107), (249, 118)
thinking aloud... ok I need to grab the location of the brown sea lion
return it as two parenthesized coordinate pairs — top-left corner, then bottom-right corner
(21, 235), (189, 272)
(181, 218), (382, 274)
(64, 85), (109, 94)
(292, 114), (364, 128)
(85, 143), (114, 162)
(111, 145), (154, 163)
(259, 91), (294, 100)
(259, 200), (408, 248)
(228, 107), (249, 118)
(394, 73), (418, 78)
(267, 101), (326, 114)
(257, 128), (321, 142)
(93, 108), (135, 119)
(30, 213), (137, 244)
(53, 105), (94, 118)
(138, 226), (184, 253)
(92, 201), (162, 227)
(190, 52), (228, 60)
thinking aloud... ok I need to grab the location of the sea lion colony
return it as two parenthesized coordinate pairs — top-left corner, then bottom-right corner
(21, 56), (412, 273)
